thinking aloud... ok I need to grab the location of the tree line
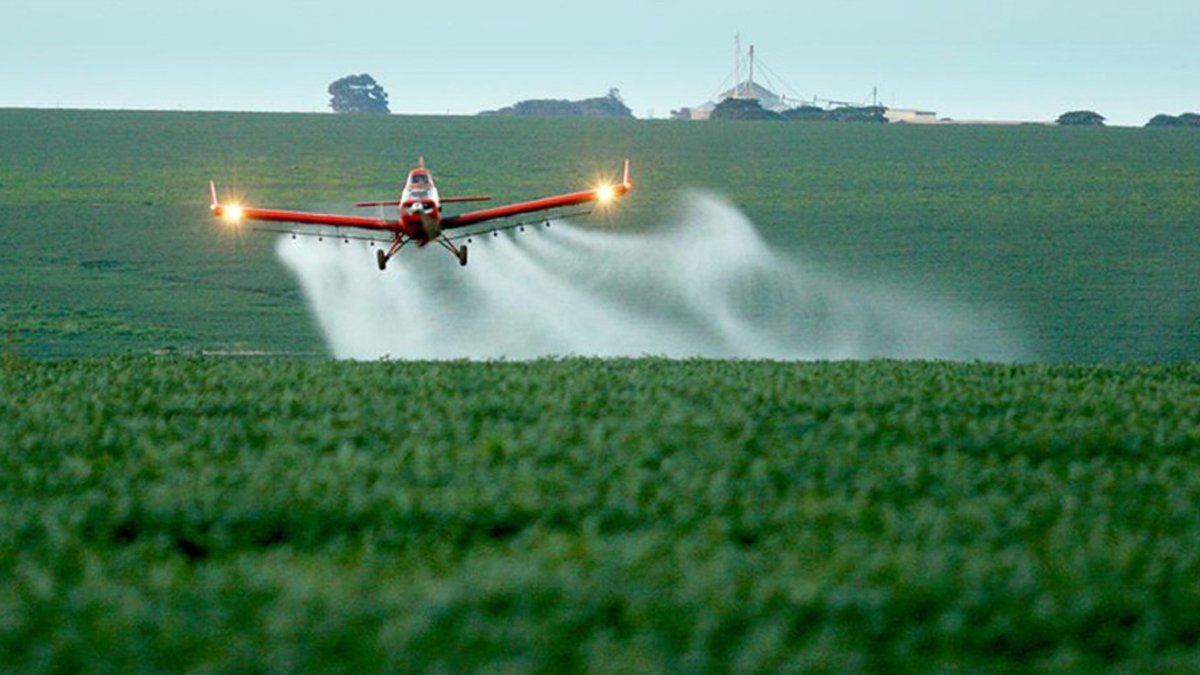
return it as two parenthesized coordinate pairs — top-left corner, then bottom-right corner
(1145, 113), (1200, 128)
(1050, 110), (1199, 127)
(325, 75), (633, 118)
(695, 98), (888, 123)
(324, 74), (1199, 128)
(477, 89), (633, 118)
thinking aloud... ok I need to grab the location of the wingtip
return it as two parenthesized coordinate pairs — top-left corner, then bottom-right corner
(622, 159), (632, 189)
(208, 180), (218, 209)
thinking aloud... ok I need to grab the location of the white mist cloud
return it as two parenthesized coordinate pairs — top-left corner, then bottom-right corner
(276, 192), (1025, 361)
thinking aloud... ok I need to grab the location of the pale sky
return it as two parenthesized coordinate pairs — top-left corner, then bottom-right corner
(1, 0), (1196, 125)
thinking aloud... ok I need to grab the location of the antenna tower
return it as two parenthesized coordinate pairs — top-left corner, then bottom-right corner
(749, 45), (756, 96)
(733, 34), (742, 98)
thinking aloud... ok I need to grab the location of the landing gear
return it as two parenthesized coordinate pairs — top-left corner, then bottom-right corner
(377, 234), (409, 272)
(377, 234), (467, 269)
(436, 236), (469, 267)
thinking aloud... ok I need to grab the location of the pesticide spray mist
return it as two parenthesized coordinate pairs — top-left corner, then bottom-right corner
(276, 193), (1022, 361)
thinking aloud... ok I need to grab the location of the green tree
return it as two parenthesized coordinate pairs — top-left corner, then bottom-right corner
(477, 90), (632, 118)
(827, 106), (888, 123)
(780, 105), (828, 122)
(780, 105), (887, 123)
(576, 89), (633, 117)
(1056, 110), (1105, 126)
(328, 74), (390, 114)
(709, 98), (781, 121)
(1146, 114), (1184, 128)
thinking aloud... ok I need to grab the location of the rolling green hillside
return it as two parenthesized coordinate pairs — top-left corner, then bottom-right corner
(1, 109), (1198, 360)
(3, 110), (1200, 670)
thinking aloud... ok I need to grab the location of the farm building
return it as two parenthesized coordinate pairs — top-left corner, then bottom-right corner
(685, 82), (790, 120)
(676, 37), (939, 123)
(884, 108), (940, 124)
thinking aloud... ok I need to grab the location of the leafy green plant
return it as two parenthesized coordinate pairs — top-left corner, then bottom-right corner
(2, 357), (1199, 671)
(2, 331), (27, 372)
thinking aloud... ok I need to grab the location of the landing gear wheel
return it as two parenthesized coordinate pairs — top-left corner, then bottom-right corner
(458, 245), (469, 267)
(376, 249), (388, 271)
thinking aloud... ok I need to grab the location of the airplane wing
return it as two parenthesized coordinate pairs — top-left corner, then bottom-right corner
(442, 159), (632, 230)
(209, 181), (401, 232)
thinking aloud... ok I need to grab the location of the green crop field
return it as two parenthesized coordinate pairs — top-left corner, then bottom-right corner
(1, 108), (1199, 360)
(3, 357), (1200, 672)
(3, 110), (1200, 671)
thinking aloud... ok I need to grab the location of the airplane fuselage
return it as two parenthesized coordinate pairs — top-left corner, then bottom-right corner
(399, 168), (441, 242)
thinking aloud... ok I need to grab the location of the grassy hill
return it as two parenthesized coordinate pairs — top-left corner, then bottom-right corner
(3, 110), (1200, 670)
(1, 109), (1198, 360)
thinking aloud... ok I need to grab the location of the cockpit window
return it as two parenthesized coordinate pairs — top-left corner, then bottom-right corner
(410, 174), (429, 185)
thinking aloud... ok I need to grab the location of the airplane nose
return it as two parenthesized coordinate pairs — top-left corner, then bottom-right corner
(407, 201), (436, 216)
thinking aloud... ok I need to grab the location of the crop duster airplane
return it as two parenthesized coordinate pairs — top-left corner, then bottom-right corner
(209, 159), (632, 269)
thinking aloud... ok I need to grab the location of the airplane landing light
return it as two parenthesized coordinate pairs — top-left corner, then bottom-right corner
(223, 204), (245, 224)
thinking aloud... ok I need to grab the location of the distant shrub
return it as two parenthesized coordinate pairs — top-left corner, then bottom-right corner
(826, 106), (888, 123)
(709, 98), (782, 121)
(780, 105), (887, 123)
(480, 89), (633, 118)
(1147, 114), (1179, 127)
(780, 105), (828, 122)
(1056, 110), (1106, 126)
(1146, 114), (1184, 128)
(1144, 113), (1200, 128)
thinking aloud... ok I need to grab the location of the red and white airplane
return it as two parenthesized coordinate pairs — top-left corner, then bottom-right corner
(210, 158), (632, 269)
